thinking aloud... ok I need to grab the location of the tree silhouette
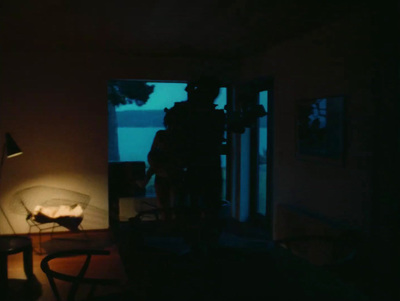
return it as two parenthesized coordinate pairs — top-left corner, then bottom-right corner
(108, 80), (155, 161)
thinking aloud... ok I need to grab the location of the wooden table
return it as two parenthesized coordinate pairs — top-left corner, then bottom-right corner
(0, 235), (33, 294)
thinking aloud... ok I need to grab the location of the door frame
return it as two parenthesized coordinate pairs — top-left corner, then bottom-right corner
(248, 77), (274, 233)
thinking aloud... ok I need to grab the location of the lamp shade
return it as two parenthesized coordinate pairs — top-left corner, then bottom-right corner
(5, 133), (23, 158)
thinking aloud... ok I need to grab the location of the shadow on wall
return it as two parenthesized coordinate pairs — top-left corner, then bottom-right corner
(6, 186), (108, 232)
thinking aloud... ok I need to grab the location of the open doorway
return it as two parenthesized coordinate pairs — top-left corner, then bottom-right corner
(246, 79), (274, 232)
(107, 80), (229, 200)
(256, 90), (268, 217)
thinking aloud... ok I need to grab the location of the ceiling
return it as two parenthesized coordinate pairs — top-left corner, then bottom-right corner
(0, 1), (364, 58)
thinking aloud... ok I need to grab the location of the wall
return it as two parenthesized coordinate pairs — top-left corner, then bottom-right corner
(0, 51), (238, 234)
(241, 9), (376, 237)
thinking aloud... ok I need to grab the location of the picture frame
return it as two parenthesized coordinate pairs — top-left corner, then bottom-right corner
(295, 96), (345, 165)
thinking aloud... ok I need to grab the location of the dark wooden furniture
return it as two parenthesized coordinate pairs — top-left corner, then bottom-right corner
(0, 235), (34, 293)
(108, 161), (146, 230)
(41, 249), (124, 301)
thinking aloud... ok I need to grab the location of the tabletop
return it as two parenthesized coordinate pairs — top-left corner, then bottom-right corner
(0, 236), (32, 255)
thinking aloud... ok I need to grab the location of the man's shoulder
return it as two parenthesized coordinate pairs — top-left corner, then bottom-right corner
(170, 100), (188, 109)
(155, 129), (167, 135)
(165, 101), (189, 115)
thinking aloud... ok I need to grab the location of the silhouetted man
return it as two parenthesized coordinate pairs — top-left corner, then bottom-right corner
(164, 76), (226, 254)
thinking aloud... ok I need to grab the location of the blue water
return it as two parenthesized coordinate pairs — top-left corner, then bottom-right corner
(118, 127), (161, 162)
(118, 127), (227, 168)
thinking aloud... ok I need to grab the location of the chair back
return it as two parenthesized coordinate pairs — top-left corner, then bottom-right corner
(40, 249), (122, 301)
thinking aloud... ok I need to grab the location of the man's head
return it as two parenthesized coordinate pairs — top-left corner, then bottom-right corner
(186, 76), (220, 104)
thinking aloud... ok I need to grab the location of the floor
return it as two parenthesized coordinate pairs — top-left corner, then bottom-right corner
(4, 219), (371, 301)
(114, 218), (370, 301)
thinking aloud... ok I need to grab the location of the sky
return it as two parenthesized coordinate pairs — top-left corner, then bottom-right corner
(116, 82), (227, 111)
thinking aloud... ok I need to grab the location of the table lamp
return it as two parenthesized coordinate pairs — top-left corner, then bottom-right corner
(0, 133), (23, 234)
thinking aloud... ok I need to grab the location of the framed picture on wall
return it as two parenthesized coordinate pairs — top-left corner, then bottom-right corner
(295, 96), (345, 165)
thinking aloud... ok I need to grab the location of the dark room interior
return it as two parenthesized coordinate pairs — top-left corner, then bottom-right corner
(0, 1), (399, 301)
